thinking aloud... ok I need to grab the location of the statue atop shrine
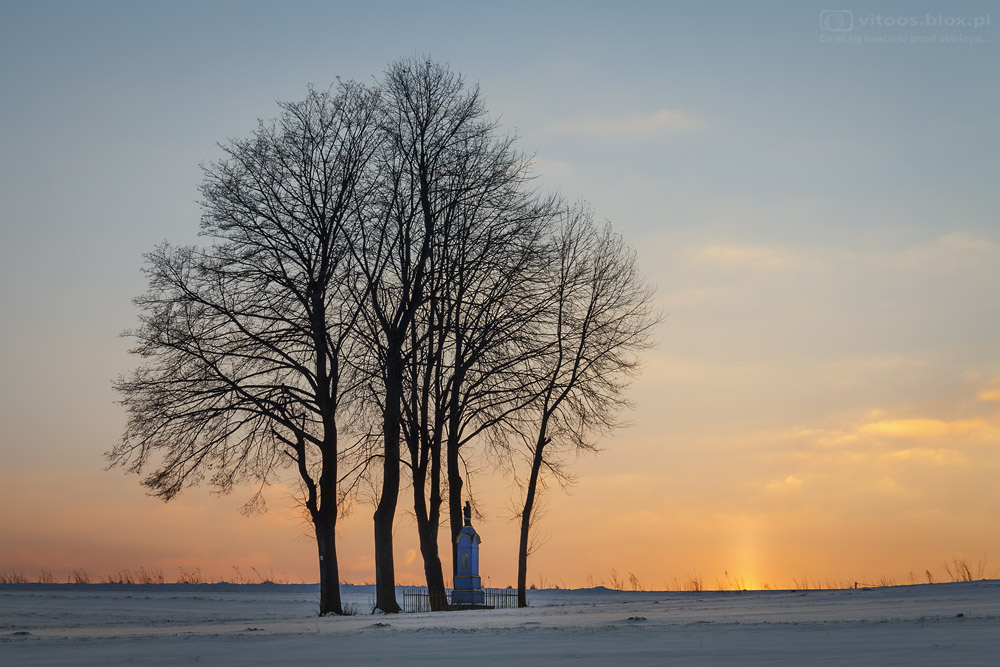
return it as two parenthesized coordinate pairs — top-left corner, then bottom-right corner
(452, 500), (485, 607)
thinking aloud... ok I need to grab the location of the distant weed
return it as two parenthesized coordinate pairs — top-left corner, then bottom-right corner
(69, 569), (91, 584)
(104, 567), (165, 584)
(0, 570), (28, 584)
(944, 556), (990, 582)
(177, 567), (204, 584)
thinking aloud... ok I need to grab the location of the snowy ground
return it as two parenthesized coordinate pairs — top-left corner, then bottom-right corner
(2, 581), (998, 665)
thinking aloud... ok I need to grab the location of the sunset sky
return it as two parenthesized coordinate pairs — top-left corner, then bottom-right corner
(2, 0), (998, 590)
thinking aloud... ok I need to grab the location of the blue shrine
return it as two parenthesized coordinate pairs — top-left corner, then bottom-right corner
(451, 501), (485, 607)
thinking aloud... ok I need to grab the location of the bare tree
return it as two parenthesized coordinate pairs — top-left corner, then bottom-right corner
(360, 58), (560, 611)
(356, 58), (508, 612)
(402, 158), (555, 609)
(437, 193), (556, 582)
(513, 208), (657, 607)
(109, 83), (380, 616)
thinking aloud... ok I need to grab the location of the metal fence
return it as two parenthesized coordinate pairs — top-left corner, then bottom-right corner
(400, 588), (446, 612)
(483, 587), (518, 609)
(400, 587), (519, 612)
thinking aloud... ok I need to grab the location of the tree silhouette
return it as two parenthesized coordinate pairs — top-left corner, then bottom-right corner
(111, 60), (656, 616)
(512, 208), (657, 607)
(109, 82), (380, 616)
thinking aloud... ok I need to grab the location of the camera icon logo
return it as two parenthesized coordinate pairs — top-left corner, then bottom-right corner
(820, 10), (854, 32)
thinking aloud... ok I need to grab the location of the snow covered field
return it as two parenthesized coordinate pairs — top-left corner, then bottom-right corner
(2, 581), (998, 665)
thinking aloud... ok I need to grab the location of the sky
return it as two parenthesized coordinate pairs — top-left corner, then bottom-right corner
(1, 0), (998, 590)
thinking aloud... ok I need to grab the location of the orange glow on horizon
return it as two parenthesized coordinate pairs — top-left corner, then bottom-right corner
(3, 392), (1000, 590)
(4, 382), (1000, 591)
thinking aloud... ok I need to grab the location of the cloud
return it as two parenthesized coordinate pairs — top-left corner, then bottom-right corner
(978, 389), (1000, 403)
(880, 233), (1000, 274)
(754, 393), (1000, 511)
(550, 108), (706, 137)
(680, 232), (999, 278)
(689, 244), (804, 271)
(874, 475), (908, 496)
(763, 475), (803, 492)
(883, 448), (968, 466)
(811, 430), (859, 448)
(524, 156), (576, 183)
(860, 418), (987, 439)
(660, 286), (731, 307)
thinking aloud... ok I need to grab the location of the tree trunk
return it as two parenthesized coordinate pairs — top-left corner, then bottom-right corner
(447, 430), (464, 581)
(315, 513), (343, 616)
(517, 437), (546, 608)
(415, 509), (449, 610)
(410, 429), (449, 610)
(310, 288), (344, 616)
(373, 480), (400, 612)
(426, 423), (447, 610)
(374, 342), (403, 613)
